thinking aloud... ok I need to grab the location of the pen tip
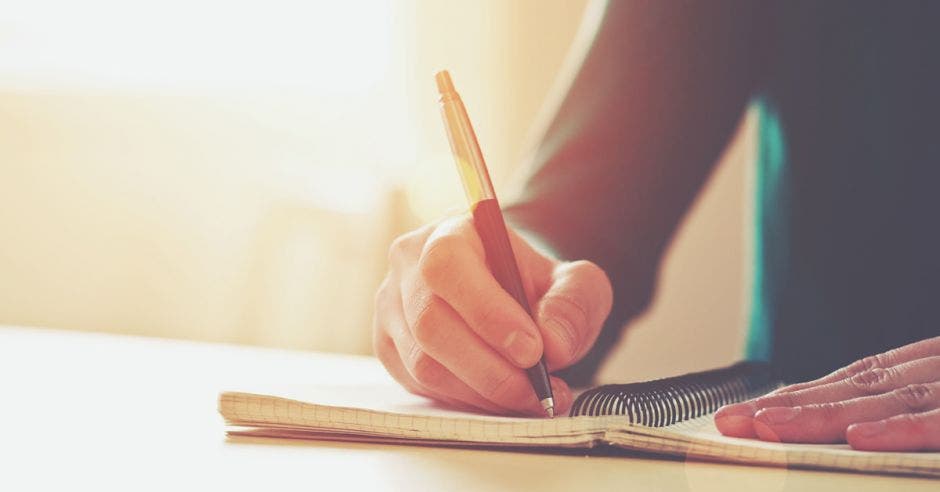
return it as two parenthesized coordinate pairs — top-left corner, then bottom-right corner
(435, 70), (455, 95)
(540, 397), (555, 418)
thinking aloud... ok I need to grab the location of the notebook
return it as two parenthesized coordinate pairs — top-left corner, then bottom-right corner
(218, 362), (940, 478)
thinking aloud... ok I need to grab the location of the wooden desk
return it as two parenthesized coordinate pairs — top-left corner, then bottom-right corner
(0, 326), (934, 491)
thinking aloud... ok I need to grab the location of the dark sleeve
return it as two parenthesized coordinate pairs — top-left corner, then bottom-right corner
(504, 0), (764, 386)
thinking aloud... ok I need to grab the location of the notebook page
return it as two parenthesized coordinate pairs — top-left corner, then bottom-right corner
(218, 387), (940, 477)
(603, 414), (940, 477)
(219, 388), (615, 447)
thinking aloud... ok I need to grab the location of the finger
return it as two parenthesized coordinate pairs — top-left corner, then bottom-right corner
(374, 324), (427, 398)
(773, 336), (940, 394)
(750, 382), (940, 443)
(505, 225), (557, 306)
(714, 407), (760, 438)
(404, 350), (511, 414)
(375, 276), (507, 414)
(716, 356), (940, 437)
(375, 310), (472, 410)
(547, 377), (574, 417)
(847, 408), (940, 452)
(534, 260), (613, 370)
(373, 277), (426, 396)
(402, 279), (571, 415)
(415, 217), (546, 368)
(376, 330), (494, 413)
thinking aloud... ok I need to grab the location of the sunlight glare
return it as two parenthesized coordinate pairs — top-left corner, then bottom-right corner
(0, 0), (394, 92)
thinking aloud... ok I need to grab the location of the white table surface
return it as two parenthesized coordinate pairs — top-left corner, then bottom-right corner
(1, 326), (936, 491)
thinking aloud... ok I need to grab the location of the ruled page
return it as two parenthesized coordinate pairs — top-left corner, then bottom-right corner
(218, 386), (940, 477)
(219, 391), (612, 447)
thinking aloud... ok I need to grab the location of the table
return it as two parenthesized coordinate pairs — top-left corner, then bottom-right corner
(0, 326), (934, 491)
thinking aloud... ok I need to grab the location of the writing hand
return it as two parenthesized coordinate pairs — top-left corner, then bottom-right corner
(715, 336), (940, 451)
(372, 215), (612, 416)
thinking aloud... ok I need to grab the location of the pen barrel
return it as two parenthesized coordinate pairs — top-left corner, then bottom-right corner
(472, 198), (553, 402)
(438, 91), (496, 205)
(436, 70), (554, 409)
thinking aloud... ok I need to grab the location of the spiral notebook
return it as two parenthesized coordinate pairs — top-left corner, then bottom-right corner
(218, 362), (940, 478)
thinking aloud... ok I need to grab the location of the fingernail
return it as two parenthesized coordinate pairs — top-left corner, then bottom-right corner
(757, 406), (801, 425)
(715, 402), (758, 419)
(714, 402), (759, 438)
(504, 330), (539, 366)
(850, 420), (887, 438)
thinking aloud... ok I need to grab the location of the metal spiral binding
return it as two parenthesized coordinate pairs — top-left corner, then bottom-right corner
(570, 361), (778, 426)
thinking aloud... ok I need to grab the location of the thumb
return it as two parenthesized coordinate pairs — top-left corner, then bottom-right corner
(534, 260), (613, 371)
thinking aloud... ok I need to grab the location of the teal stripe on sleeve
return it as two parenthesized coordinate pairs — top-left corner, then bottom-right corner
(746, 96), (788, 362)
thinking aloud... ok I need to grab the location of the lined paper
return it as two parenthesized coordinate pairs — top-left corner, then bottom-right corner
(219, 391), (940, 477)
(220, 392), (612, 445)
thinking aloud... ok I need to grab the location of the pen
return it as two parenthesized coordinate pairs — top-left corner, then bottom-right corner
(435, 70), (555, 418)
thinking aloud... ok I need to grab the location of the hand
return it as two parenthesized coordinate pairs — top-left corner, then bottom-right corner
(715, 336), (940, 451)
(372, 215), (613, 416)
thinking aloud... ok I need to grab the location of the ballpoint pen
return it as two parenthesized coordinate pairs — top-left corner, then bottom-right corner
(435, 70), (555, 417)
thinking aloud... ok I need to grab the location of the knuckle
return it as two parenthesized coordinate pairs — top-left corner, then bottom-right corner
(410, 352), (446, 389)
(542, 294), (590, 353)
(411, 298), (445, 348)
(418, 235), (465, 288)
(386, 234), (411, 263)
(573, 260), (610, 289)
(846, 355), (883, 377)
(473, 294), (506, 330)
(544, 294), (590, 331)
(388, 224), (436, 264)
(573, 260), (613, 310)
(849, 368), (892, 394)
(815, 401), (845, 422)
(756, 391), (796, 410)
(878, 347), (905, 368)
(893, 384), (935, 412)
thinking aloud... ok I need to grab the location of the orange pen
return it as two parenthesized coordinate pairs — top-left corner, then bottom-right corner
(435, 70), (554, 417)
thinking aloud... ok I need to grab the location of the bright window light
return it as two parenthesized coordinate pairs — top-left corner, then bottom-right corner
(0, 0), (394, 92)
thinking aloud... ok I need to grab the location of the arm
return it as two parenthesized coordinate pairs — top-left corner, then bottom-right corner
(505, 0), (764, 385)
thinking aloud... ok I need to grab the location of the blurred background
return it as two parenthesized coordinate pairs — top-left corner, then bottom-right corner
(0, 0), (755, 383)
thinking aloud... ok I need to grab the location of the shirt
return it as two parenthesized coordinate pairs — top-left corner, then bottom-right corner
(504, 0), (940, 386)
